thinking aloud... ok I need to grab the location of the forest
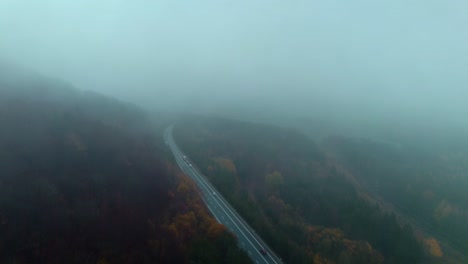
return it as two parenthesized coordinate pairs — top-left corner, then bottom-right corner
(2, 0), (467, 262)
(325, 136), (468, 262)
(174, 118), (436, 264)
(1, 64), (465, 264)
(0, 73), (251, 264)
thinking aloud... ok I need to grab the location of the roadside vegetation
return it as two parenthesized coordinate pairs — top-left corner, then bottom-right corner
(175, 118), (427, 264)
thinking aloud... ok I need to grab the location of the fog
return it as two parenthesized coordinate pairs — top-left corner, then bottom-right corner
(2, 0), (468, 132)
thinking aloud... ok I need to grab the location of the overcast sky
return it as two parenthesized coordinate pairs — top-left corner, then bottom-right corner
(1, 0), (467, 124)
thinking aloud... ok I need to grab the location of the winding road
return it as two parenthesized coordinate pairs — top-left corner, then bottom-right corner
(164, 125), (283, 264)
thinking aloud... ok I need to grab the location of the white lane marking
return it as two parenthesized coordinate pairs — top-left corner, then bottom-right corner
(204, 192), (269, 263)
(169, 138), (265, 261)
(189, 163), (281, 264)
(168, 132), (270, 264)
(191, 168), (279, 264)
(205, 202), (221, 223)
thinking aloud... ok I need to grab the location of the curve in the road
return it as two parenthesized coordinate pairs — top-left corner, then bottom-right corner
(164, 125), (283, 264)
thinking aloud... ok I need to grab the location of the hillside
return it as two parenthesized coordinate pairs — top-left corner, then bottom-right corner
(0, 68), (251, 264)
(324, 136), (468, 263)
(174, 118), (426, 264)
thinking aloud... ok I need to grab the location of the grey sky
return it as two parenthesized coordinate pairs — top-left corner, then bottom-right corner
(1, 0), (467, 124)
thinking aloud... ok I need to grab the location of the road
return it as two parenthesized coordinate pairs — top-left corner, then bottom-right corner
(164, 125), (283, 264)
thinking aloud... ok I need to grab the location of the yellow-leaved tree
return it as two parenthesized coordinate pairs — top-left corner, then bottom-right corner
(265, 171), (284, 187)
(424, 238), (443, 257)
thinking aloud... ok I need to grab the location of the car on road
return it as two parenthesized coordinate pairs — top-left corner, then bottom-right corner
(189, 164), (192, 167)
(213, 192), (216, 196)
(259, 248), (267, 255)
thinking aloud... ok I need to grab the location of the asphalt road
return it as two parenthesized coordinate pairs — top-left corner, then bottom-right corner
(164, 125), (283, 264)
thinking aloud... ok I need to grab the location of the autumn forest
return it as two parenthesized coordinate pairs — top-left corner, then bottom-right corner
(1, 65), (468, 264)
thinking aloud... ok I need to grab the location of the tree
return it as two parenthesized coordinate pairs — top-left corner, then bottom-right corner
(265, 171), (284, 187)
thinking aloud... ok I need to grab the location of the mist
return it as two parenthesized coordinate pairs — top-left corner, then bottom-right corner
(2, 0), (468, 132)
(3, 2), (468, 263)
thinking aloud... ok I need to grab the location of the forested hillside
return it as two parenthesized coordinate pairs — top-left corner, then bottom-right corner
(325, 136), (468, 263)
(0, 68), (251, 264)
(174, 118), (425, 264)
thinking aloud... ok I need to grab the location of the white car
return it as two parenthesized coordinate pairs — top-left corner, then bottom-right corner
(213, 192), (216, 196)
